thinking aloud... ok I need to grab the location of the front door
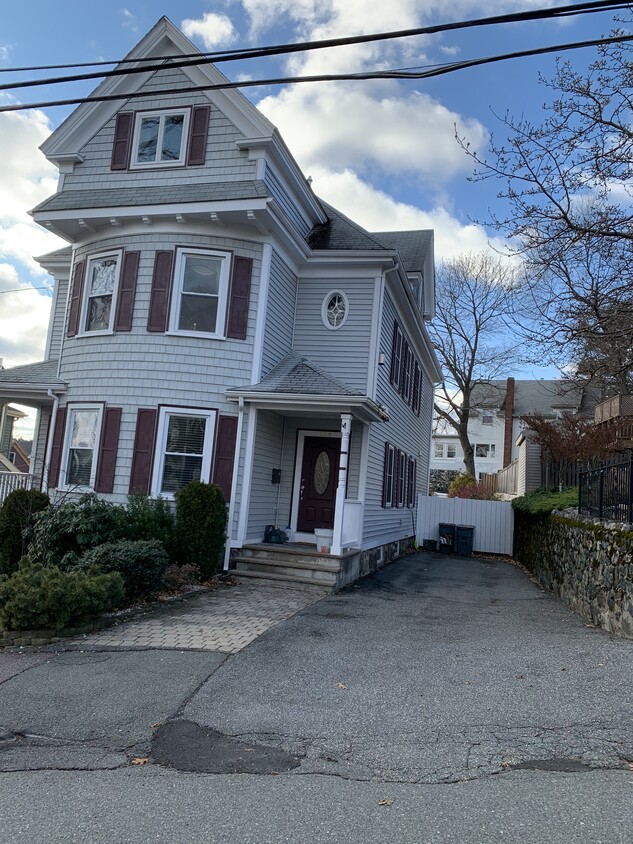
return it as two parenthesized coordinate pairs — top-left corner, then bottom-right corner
(296, 437), (340, 532)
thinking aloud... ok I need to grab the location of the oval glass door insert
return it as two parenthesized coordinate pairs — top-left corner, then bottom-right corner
(314, 450), (331, 495)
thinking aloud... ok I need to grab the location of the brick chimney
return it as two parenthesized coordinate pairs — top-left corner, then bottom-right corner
(503, 377), (515, 467)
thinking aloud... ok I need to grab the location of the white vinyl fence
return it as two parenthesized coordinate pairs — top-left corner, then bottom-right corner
(416, 495), (514, 556)
(0, 472), (33, 506)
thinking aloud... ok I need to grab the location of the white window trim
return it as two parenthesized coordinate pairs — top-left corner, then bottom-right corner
(78, 250), (123, 337)
(59, 404), (104, 492)
(150, 406), (216, 500)
(446, 444), (457, 459)
(168, 247), (231, 339)
(130, 108), (191, 169)
(321, 289), (349, 330)
(434, 443), (444, 459)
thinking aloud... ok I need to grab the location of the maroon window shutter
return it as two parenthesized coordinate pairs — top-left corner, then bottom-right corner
(389, 322), (398, 384)
(394, 448), (401, 508)
(67, 260), (86, 337)
(147, 251), (174, 332)
(48, 406), (67, 489)
(114, 251), (140, 332)
(382, 441), (390, 508)
(94, 407), (122, 494)
(111, 111), (133, 170)
(186, 105), (210, 166)
(129, 409), (158, 494)
(226, 256), (253, 340)
(212, 414), (238, 501)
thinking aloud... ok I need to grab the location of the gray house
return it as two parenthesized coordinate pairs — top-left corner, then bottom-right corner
(0, 18), (441, 587)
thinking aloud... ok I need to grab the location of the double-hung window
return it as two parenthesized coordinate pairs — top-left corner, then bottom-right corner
(170, 248), (231, 337)
(131, 109), (190, 168)
(61, 405), (103, 489)
(475, 443), (495, 458)
(151, 407), (216, 498)
(81, 251), (122, 334)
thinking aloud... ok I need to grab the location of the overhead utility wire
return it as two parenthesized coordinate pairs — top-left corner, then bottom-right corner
(2, 31), (631, 114)
(0, 0), (629, 88)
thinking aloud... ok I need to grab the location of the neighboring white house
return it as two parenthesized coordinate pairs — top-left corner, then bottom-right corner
(430, 378), (598, 488)
(0, 17), (442, 587)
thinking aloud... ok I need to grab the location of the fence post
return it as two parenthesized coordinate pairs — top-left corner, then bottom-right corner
(598, 468), (605, 521)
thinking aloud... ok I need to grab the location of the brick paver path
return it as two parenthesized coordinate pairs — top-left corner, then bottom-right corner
(71, 583), (326, 654)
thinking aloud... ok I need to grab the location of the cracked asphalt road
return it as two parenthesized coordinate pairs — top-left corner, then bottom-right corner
(1, 552), (633, 843)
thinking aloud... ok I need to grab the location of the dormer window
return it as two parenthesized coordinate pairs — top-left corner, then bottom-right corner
(131, 109), (191, 168)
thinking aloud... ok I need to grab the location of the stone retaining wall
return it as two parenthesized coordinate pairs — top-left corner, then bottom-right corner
(514, 510), (633, 637)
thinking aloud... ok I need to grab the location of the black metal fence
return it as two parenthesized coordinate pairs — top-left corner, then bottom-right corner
(578, 454), (633, 523)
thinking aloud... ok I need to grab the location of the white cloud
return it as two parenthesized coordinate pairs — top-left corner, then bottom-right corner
(306, 166), (506, 259)
(120, 8), (139, 32)
(0, 263), (51, 370)
(181, 12), (238, 49)
(258, 82), (487, 184)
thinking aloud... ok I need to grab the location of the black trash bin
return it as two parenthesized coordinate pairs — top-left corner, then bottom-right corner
(455, 525), (475, 557)
(438, 522), (455, 554)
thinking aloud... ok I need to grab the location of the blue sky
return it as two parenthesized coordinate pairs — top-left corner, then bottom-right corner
(0, 1), (625, 432)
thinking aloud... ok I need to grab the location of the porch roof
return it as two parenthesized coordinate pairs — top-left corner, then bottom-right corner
(226, 352), (389, 423)
(0, 360), (67, 405)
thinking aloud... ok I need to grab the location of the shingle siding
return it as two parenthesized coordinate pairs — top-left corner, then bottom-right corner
(246, 409), (284, 541)
(63, 67), (256, 193)
(264, 165), (311, 238)
(293, 276), (374, 393)
(261, 251), (298, 378)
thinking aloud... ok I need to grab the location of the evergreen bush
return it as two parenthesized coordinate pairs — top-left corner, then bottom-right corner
(28, 494), (123, 568)
(0, 562), (123, 631)
(175, 482), (227, 579)
(0, 488), (50, 575)
(118, 494), (177, 563)
(78, 539), (169, 602)
(511, 487), (578, 515)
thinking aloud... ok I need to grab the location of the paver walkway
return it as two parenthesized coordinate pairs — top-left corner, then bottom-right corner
(70, 582), (326, 653)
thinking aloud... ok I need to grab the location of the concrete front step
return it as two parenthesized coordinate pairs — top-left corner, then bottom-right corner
(233, 558), (338, 588)
(232, 544), (342, 590)
(231, 569), (333, 593)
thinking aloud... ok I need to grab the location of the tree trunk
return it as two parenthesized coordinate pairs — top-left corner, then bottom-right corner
(458, 426), (476, 478)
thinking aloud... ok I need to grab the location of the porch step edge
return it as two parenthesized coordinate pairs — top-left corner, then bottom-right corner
(233, 555), (340, 574)
(232, 569), (334, 591)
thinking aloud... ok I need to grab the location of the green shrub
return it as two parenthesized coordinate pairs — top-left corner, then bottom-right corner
(0, 562), (123, 632)
(78, 539), (169, 603)
(0, 488), (50, 575)
(511, 487), (578, 515)
(28, 494), (123, 568)
(117, 494), (177, 563)
(175, 482), (227, 579)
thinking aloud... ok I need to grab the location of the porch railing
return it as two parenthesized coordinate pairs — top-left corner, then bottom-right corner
(341, 499), (362, 548)
(578, 454), (633, 524)
(0, 472), (33, 506)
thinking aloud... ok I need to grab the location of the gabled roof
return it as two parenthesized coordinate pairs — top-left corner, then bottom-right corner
(234, 351), (366, 397)
(470, 379), (594, 417)
(226, 352), (389, 422)
(371, 230), (433, 274)
(307, 201), (387, 252)
(40, 17), (275, 162)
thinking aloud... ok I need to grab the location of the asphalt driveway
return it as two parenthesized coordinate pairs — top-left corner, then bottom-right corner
(1, 551), (633, 843)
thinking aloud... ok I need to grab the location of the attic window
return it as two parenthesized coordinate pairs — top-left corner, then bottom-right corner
(322, 290), (349, 329)
(131, 109), (190, 168)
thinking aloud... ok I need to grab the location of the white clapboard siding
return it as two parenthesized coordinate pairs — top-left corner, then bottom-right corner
(416, 496), (514, 556)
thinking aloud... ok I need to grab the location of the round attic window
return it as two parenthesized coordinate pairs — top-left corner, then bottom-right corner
(321, 290), (349, 330)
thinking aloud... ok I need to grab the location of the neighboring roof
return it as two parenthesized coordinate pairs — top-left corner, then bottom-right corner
(0, 360), (66, 391)
(371, 230), (433, 274)
(32, 181), (270, 214)
(235, 351), (366, 397)
(470, 379), (594, 417)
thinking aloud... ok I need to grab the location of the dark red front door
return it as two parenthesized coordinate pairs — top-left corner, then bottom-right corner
(297, 437), (340, 532)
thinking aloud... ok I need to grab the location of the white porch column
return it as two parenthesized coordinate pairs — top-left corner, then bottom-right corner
(330, 413), (352, 556)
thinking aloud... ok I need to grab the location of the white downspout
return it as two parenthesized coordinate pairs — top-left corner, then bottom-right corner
(223, 396), (245, 571)
(42, 389), (60, 494)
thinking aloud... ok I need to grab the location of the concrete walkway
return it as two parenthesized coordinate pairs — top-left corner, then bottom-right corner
(69, 582), (326, 653)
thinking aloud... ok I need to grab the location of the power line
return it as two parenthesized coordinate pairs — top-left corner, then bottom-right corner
(1, 32), (631, 114)
(0, 0), (629, 91)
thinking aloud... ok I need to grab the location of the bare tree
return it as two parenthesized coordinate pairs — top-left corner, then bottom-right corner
(458, 32), (633, 393)
(429, 252), (522, 478)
